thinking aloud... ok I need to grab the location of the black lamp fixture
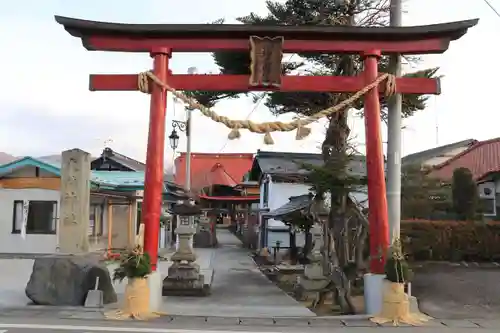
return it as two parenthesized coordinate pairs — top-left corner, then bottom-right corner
(168, 119), (187, 150)
(168, 129), (180, 150)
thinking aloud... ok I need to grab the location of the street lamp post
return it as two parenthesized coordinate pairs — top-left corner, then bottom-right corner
(169, 115), (194, 250)
(165, 109), (205, 295)
(169, 119), (191, 193)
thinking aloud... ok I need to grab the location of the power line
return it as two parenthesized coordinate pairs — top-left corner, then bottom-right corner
(483, 0), (500, 18)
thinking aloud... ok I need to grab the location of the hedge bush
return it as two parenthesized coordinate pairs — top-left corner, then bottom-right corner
(401, 220), (500, 262)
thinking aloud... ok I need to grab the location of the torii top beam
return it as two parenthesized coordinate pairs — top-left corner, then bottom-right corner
(55, 16), (478, 55)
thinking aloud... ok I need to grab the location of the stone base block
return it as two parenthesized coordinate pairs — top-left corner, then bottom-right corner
(296, 277), (329, 301)
(364, 273), (385, 315)
(167, 262), (200, 280)
(299, 276), (329, 291)
(408, 295), (420, 314)
(162, 264), (213, 297)
(148, 270), (162, 311)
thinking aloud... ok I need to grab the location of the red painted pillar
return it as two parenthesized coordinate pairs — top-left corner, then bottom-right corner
(363, 50), (390, 274)
(142, 48), (171, 271)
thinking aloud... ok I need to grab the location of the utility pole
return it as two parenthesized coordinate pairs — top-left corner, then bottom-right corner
(386, 0), (402, 242)
(185, 66), (197, 249)
(185, 107), (194, 249)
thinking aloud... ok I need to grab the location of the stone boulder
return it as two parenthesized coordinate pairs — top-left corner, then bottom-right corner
(25, 256), (117, 306)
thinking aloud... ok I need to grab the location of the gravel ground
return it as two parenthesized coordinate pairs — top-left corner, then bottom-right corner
(412, 264), (500, 319)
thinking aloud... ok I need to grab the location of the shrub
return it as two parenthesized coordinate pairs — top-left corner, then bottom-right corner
(401, 220), (500, 262)
(451, 168), (479, 220)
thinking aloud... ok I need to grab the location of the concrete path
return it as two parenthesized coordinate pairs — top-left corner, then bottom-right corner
(156, 229), (315, 317)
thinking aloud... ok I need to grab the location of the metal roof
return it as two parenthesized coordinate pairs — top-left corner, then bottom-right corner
(402, 139), (477, 166)
(0, 157), (187, 197)
(99, 148), (146, 172)
(252, 151), (368, 178)
(91, 171), (145, 189)
(263, 194), (313, 218)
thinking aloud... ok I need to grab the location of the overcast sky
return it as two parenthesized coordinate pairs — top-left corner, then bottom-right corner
(0, 0), (497, 167)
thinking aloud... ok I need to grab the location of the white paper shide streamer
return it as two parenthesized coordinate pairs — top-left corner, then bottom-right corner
(21, 200), (29, 240)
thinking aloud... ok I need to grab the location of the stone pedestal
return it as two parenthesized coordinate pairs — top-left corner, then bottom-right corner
(163, 224), (210, 296)
(298, 224), (329, 299)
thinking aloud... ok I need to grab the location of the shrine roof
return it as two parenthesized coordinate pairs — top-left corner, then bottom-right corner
(174, 153), (254, 190)
(55, 15), (478, 47)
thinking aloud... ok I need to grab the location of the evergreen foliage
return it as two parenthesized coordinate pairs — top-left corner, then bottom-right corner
(384, 238), (413, 283)
(112, 249), (152, 282)
(451, 167), (479, 220)
(189, 0), (438, 121)
(401, 164), (452, 219)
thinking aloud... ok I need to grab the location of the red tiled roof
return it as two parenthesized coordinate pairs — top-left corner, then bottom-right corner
(174, 153), (254, 190)
(191, 163), (238, 190)
(429, 138), (500, 181)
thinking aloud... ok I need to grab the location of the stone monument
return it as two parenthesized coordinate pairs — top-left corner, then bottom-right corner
(298, 224), (329, 299)
(163, 200), (212, 296)
(59, 148), (91, 253)
(25, 149), (117, 306)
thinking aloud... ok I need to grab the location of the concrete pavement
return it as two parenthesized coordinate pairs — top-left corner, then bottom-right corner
(0, 229), (314, 317)
(2, 229), (500, 326)
(153, 229), (314, 317)
(0, 316), (499, 333)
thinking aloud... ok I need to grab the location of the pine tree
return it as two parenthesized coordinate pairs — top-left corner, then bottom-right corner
(188, 0), (438, 313)
(401, 165), (452, 219)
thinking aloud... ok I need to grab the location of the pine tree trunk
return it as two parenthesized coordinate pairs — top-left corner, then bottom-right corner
(321, 108), (356, 314)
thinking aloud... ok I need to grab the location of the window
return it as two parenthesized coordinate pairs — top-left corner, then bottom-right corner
(479, 198), (496, 216)
(12, 200), (57, 234)
(262, 176), (270, 208)
(89, 204), (104, 236)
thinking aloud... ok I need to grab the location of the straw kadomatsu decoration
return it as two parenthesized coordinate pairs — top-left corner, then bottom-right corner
(370, 235), (432, 326)
(105, 224), (165, 320)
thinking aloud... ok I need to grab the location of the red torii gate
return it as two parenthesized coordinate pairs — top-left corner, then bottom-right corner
(55, 16), (477, 274)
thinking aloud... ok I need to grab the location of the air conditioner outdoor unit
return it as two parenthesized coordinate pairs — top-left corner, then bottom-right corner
(478, 182), (495, 199)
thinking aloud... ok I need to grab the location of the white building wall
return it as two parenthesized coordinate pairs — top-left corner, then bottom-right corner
(259, 178), (311, 248)
(0, 188), (59, 253)
(267, 182), (312, 228)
